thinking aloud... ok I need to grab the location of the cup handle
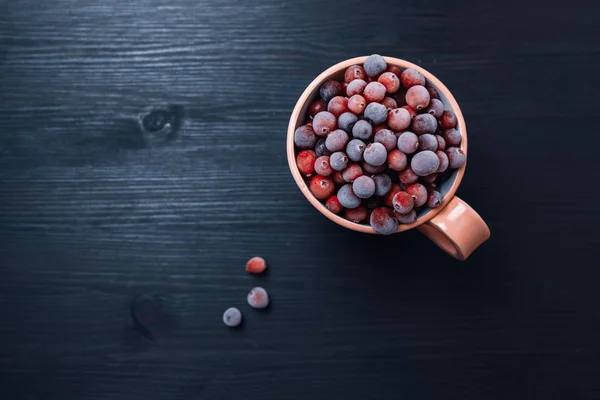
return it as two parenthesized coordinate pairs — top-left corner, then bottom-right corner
(417, 196), (490, 260)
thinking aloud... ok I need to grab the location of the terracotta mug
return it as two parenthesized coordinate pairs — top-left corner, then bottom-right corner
(287, 56), (490, 260)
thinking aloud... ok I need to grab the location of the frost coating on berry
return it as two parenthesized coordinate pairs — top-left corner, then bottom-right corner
(364, 102), (387, 124)
(418, 134), (438, 151)
(364, 54), (387, 77)
(223, 307), (242, 327)
(338, 112), (358, 133)
(294, 124), (317, 149)
(352, 175), (376, 199)
(374, 129), (397, 152)
(447, 147), (466, 169)
(320, 80), (343, 102)
(337, 184), (361, 208)
(352, 120), (373, 140)
(325, 129), (349, 152)
(397, 131), (419, 154)
(372, 174), (392, 196)
(363, 142), (387, 166)
(412, 113), (437, 135)
(330, 151), (349, 171)
(411, 150), (440, 176)
(246, 257), (267, 274)
(370, 207), (398, 235)
(346, 139), (366, 162)
(247, 287), (269, 309)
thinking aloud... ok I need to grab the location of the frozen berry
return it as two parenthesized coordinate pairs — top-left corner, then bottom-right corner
(344, 205), (368, 223)
(411, 113), (437, 135)
(330, 151), (349, 171)
(405, 183), (427, 207)
(373, 174), (392, 196)
(337, 184), (361, 208)
(422, 173), (437, 183)
(427, 191), (442, 208)
(397, 131), (418, 154)
(325, 129), (349, 152)
(246, 257), (267, 274)
(338, 112), (358, 133)
(247, 287), (269, 309)
(383, 183), (401, 207)
(347, 94), (367, 115)
(386, 65), (402, 76)
(381, 96), (398, 110)
(223, 307), (242, 327)
(426, 85), (440, 99)
(364, 54), (387, 78)
(325, 195), (343, 214)
(309, 99), (327, 118)
(374, 129), (397, 152)
(346, 139), (366, 162)
(395, 209), (417, 224)
(347, 80), (367, 97)
(333, 171), (344, 185)
(297, 150), (317, 176)
(443, 128), (462, 146)
(320, 80), (343, 102)
(439, 110), (457, 129)
(314, 155), (333, 176)
(447, 147), (466, 169)
(364, 82), (386, 103)
(353, 175), (376, 198)
(411, 150), (440, 176)
(364, 102), (387, 124)
(387, 149), (408, 171)
(370, 207), (398, 235)
(400, 68), (426, 88)
(363, 142), (387, 166)
(401, 105), (417, 119)
(399, 167), (419, 184)
(377, 72), (400, 94)
(392, 191), (414, 214)
(309, 175), (335, 199)
(294, 124), (317, 149)
(362, 161), (385, 174)
(418, 134), (438, 151)
(436, 150), (449, 173)
(345, 65), (366, 83)
(406, 85), (430, 110)
(425, 98), (444, 118)
(342, 163), (363, 182)
(435, 135), (446, 151)
(387, 108), (411, 131)
(327, 96), (349, 117)
(313, 111), (337, 137)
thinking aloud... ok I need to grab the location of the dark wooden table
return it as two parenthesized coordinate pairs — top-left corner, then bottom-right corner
(2, 0), (599, 398)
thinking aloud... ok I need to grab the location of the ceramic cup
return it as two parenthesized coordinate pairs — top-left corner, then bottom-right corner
(287, 56), (490, 260)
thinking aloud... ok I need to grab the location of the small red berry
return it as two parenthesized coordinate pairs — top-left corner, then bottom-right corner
(246, 257), (267, 274)
(327, 96), (349, 117)
(309, 99), (327, 118)
(381, 96), (398, 111)
(400, 68), (426, 89)
(401, 105), (417, 119)
(312, 111), (337, 137)
(383, 183), (401, 207)
(309, 175), (335, 199)
(363, 82), (386, 103)
(405, 85), (430, 110)
(399, 167), (419, 184)
(344, 205), (368, 223)
(347, 95), (367, 115)
(344, 65), (366, 83)
(314, 155), (333, 176)
(385, 65), (402, 76)
(387, 108), (411, 131)
(296, 150), (317, 176)
(332, 171), (345, 185)
(387, 149), (408, 171)
(392, 191), (414, 214)
(377, 72), (400, 94)
(325, 195), (343, 214)
(341, 163), (363, 183)
(439, 110), (458, 129)
(405, 183), (428, 207)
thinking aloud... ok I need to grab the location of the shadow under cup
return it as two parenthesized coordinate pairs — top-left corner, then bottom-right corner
(287, 56), (468, 235)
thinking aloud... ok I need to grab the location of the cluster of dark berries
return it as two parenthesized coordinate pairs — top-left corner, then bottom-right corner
(222, 257), (269, 328)
(294, 54), (466, 235)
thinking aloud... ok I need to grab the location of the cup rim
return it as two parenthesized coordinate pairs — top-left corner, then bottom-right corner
(287, 56), (468, 234)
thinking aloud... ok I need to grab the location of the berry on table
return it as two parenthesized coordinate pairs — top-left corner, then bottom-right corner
(400, 68), (426, 88)
(405, 85), (430, 110)
(381, 96), (398, 110)
(325, 129), (349, 152)
(312, 111), (337, 137)
(353, 175), (376, 198)
(337, 184), (361, 208)
(294, 124), (317, 149)
(223, 307), (242, 327)
(397, 131), (419, 154)
(309, 175), (335, 199)
(246, 257), (267, 274)
(387, 149), (408, 171)
(364, 54), (387, 77)
(411, 150), (440, 176)
(363, 142), (387, 166)
(387, 107), (411, 131)
(325, 195), (343, 214)
(364, 102), (388, 124)
(426, 85), (440, 99)
(296, 150), (317, 176)
(370, 207), (398, 235)
(392, 191), (414, 214)
(330, 151), (349, 171)
(435, 135), (446, 151)
(386, 65), (402, 76)
(320, 80), (343, 102)
(345, 65), (366, 83)
(247, 287), (269, 309)
(446, 147), (466, 169)
(401, 105), (417, 119)
(351, 119), (373, 140)
(346, 139), (366, 162)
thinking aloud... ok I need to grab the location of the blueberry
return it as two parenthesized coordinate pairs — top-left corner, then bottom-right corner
(364, 102), (387, 125)
(352, 175), (376, 199)
(363, 142), (387, 166)
(352, 120), (373, 140)
(330, 151), (349, 171)
(346, 139), (366, 162)
(446, 147), (466, 169)
(370, 207), (398, 235)
(418, 134), (438, 151)
(325, 129), (349, 152)
(397, 131), (418, 154)
(337, 184), (361, 208)
(315, 138), (331, 157)
(320, 80), (343, 102)
(223, 307), (242, 327)
(363, 54), (387, 78)
(338, 112), (358, 133)
(427, 191), (443, 208)
(294, 124), (317, 149)
(411, 150), (440, 176)
(411, 113), (437, 135)
(372, 174), (392, 196)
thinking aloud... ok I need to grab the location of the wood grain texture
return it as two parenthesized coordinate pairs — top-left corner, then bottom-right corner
(1, 0), (600, 399)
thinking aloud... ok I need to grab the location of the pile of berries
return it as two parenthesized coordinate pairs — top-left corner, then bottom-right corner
(294, 54), (466, 235)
